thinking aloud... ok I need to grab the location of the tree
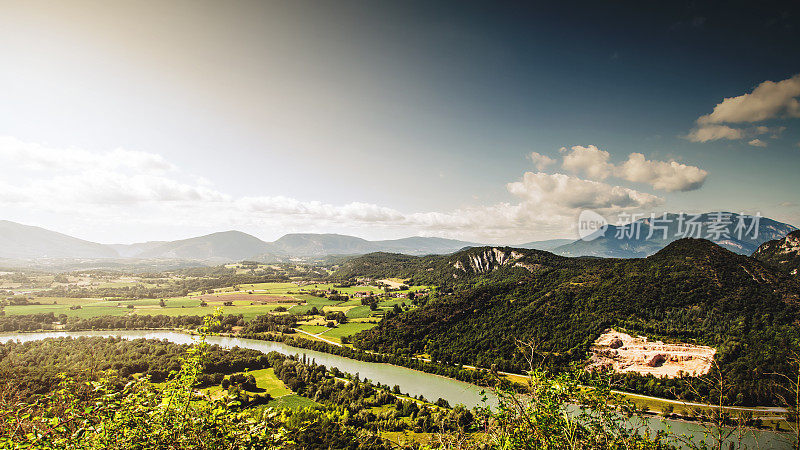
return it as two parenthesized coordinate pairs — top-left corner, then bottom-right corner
(771, 348), (800, 449)
(674, 361), (753, 450)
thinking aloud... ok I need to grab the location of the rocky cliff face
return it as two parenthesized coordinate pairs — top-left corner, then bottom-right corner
(753, 230), (800, 277)
(452, 248), (526, 274)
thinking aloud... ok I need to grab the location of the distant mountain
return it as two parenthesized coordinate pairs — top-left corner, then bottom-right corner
(108, 241), (168, 258)
(753, 230), (800, 277)
(1, 212), (795, 263)
(514, 238), (573, 251)
(134, 231), (274, 260)
(270, 233), (374, 256)
(0, 220), (484, 263)
(553, 212), (796, 258)
(0, 220), (118, 259)
(267, 233), (481, 257)
(372, 236), (481, 255)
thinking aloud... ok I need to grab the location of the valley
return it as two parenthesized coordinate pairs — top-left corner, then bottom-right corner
(2, 237), (800, 448)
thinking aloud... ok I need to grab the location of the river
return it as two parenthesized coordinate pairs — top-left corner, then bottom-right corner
(0, 330), (792, 449)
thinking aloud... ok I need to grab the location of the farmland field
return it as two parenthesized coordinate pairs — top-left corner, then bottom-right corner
(2, 274), (430, 341)
(321, 322), (378, 342)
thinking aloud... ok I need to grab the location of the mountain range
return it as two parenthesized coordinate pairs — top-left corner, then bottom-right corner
(0, 212), (796, 263)
(0, 221), (483, 262)
(552, 212), (796, 258)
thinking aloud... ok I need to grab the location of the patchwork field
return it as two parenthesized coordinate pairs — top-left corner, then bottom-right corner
(196, 293), (300, 303)
(3, 277), (427, 342)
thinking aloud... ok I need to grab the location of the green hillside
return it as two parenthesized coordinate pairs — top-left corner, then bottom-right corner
(350, 239), (800, 405)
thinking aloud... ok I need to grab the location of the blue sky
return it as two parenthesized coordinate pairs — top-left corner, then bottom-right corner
(0, 0), (798, 244)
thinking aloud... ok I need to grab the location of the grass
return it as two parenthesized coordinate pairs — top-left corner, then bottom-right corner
(322, 305), (356, 314)
(248, 368), (293, 397)
(297, 325), (330, 335)
(381, 431), (436, 446)
(345, 305), (380, 319)
(321, 322), (378, 342)
(6, 282), (426, 325)
(204, 368), (292, 401)
(266, 394), (319, 409)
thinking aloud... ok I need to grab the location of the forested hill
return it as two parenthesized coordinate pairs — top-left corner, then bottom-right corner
(753, 230), (800, 277)
(332, 246), (585, 286)
(349, 239), (800, 405)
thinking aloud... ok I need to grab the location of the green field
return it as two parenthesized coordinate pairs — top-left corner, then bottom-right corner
(345, 305), (382, 318)
(248, 368), (293, 397)
(265, 394), (319, 410)
(297, 325), (330, 335)
(205, 368), (293, 400)
(4, 282), (430, 328)
(321, 322), (378, 342)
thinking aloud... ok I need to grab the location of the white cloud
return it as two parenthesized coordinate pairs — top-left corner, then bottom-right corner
(0, 135), (175, 173)
(686, 124), (787, 143)
(0, 137), (672, 242)
(561, 145), (614, 180)
(237, 196), (405, 223)
(506, 172), (663, 211)
(698, 74), (800, 124)
(528, 151), (556, 170)
(688, 75), (800, 145)
(685, 124), (745, 142)
(615, 153), (708, 191)
(559, 145), (707, 192)
(0, 137), (227, 210)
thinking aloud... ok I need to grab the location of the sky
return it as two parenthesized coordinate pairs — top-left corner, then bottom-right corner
(0, 0), (799, 244)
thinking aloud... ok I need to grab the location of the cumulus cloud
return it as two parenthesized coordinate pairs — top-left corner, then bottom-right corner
(685, 124), (745, 142)
(686, 124), (787, 143)
(748, 139), (768, 148)
(560, 145), (614, 180)
(560, 145), (707, 192)
(615, 153), (708, 191)
(528, 151), (556, 170)
(506, 172), (663, 210)
(698, 74), (800, 124)
(688, 75), (800, 145)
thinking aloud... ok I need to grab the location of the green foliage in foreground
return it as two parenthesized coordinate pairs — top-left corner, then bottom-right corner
(0, 313), (386, 450)
(477, 369), (675, 450)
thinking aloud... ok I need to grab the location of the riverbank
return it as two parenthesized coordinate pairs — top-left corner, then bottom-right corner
(2, 329), (794, 449)
(1, 325), (793, 432)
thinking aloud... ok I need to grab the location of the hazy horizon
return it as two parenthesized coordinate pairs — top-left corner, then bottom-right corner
(2, 1), (799, 244)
